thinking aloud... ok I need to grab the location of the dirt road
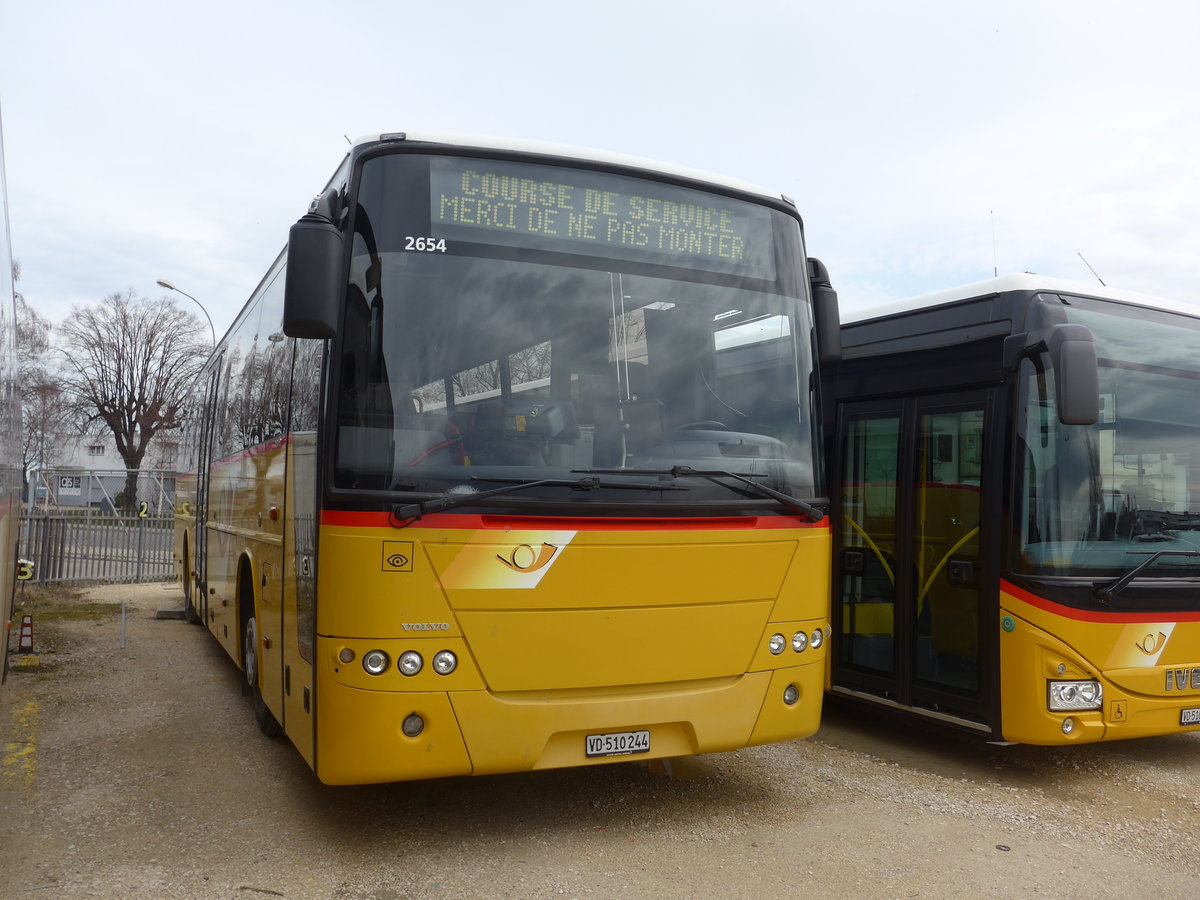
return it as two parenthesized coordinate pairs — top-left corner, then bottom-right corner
(2, 583), (1198, 898)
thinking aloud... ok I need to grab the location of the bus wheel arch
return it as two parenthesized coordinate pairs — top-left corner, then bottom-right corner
(238, 555), (281, 738)
(182, 533), (200, 625)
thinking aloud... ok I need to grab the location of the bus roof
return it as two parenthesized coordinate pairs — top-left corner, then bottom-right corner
(349, 131), (790, 205)
(845, 273), (1198, 325)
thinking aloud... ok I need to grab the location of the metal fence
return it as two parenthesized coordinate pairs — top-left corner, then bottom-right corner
(16, 467), (177, 585)
(20, 511), (175, 585)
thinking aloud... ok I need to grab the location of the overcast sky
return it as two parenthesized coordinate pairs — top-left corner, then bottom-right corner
(2, 0), (1198, 338)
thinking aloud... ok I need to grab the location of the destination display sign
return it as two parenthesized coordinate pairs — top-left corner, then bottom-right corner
(428, 157), (777, 280)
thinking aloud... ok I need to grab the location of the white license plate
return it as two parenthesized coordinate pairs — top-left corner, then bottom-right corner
(1182, 707), (1200, 726)
(585, 730), (650, 758)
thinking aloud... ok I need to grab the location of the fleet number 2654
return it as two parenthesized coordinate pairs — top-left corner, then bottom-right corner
(405, 236), (447, 252)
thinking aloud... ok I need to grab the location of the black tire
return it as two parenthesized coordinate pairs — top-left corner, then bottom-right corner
(183, 570), (200, 626)
(243, 616), (281, 738)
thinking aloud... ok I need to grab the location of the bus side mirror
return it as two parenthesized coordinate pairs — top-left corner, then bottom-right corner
(1048, 324), (1100, 426)
(1004, 322), (1100, 426)
(807, 257), (841, 364)
(283, 213), (342, 339)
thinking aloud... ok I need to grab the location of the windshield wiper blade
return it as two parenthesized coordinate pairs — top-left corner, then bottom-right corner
(674, 466), (828, 522)
(1134, 509), (1200, 534)
(472, 475), (689, 492)
(575, 465), (827, 523)
(392, 475), (688, 525)
(1094, 549), (1200, 603)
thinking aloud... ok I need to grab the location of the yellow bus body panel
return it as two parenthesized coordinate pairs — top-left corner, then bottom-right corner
(313, 518), (829, 785)
(1001, 582), (1200, 744)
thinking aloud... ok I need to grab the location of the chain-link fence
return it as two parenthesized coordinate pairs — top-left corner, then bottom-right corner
(20, 468), (177, 585)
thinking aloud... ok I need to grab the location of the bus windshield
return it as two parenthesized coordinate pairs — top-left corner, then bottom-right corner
(1017, 294), (1200, 578)
(332, 152), (817, 506)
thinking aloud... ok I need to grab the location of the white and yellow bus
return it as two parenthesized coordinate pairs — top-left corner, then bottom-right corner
(177, 133), (839, 784)
(825, 274), (1200, 744)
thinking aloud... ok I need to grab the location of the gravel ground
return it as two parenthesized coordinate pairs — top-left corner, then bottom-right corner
(2, 582), (1199, 899)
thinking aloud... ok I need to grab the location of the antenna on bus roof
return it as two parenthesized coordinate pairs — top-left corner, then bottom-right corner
(344, 135), (352, 145)
(990, 210), (998, 277)
(1077, 251), (1106, 286)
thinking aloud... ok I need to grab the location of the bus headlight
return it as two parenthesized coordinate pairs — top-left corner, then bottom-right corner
(792, 631), (808, 653)
(768, 634), (786, 655)
(362, 650), (390, 676)
(398, 651), (423, 676)
(1047, 679), (1102, 711)
(432, 650), (458, 675)
(810, 628), (824, 650)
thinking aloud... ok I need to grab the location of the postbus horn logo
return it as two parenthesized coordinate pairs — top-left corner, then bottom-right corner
(497, 542), (558, 573)
(1136, 631), (1168, 655)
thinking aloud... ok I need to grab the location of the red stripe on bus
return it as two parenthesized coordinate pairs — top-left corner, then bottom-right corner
(1001, 578), (1200, 623)
(321, 510), (828, 531)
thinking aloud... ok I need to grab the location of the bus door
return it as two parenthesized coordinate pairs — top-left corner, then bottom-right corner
(833, 392), (990, 724)
(195, 362), (222, 624)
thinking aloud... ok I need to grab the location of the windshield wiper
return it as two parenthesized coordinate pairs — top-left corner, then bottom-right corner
(392, 475), (687, 525)
(1133, 509), (1200, 538)
(575, 465), (827, 523)
(1094, 549), (1200, 604)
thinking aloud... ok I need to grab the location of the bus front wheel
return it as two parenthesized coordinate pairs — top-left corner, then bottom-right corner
(183, 571), (200, 626)
(243, 616), (281, 738)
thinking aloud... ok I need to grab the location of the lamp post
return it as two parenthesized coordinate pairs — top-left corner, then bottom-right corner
(156, 278), (216, 345)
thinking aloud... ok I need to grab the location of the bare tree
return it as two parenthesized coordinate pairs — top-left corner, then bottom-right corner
(58, 290), (207, 512)
(22, 370), (70, 474)
(13, 271), (70, 482)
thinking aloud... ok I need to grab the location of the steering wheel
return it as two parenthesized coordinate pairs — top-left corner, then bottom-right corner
(676, 420), (728, 431)
(403, 432), (466, 467)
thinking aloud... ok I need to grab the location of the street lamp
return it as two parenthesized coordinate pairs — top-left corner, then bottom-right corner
(156, 278), (217, 345)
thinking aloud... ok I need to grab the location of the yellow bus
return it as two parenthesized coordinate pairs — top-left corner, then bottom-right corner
(177, 132), (839, 784)
(0, 104), (22, 683)
(825, 273), (1200, 744)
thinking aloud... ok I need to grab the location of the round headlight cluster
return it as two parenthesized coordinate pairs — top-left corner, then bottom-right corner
(355, 647), (461, 677)
(775, 626), (828, 656)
